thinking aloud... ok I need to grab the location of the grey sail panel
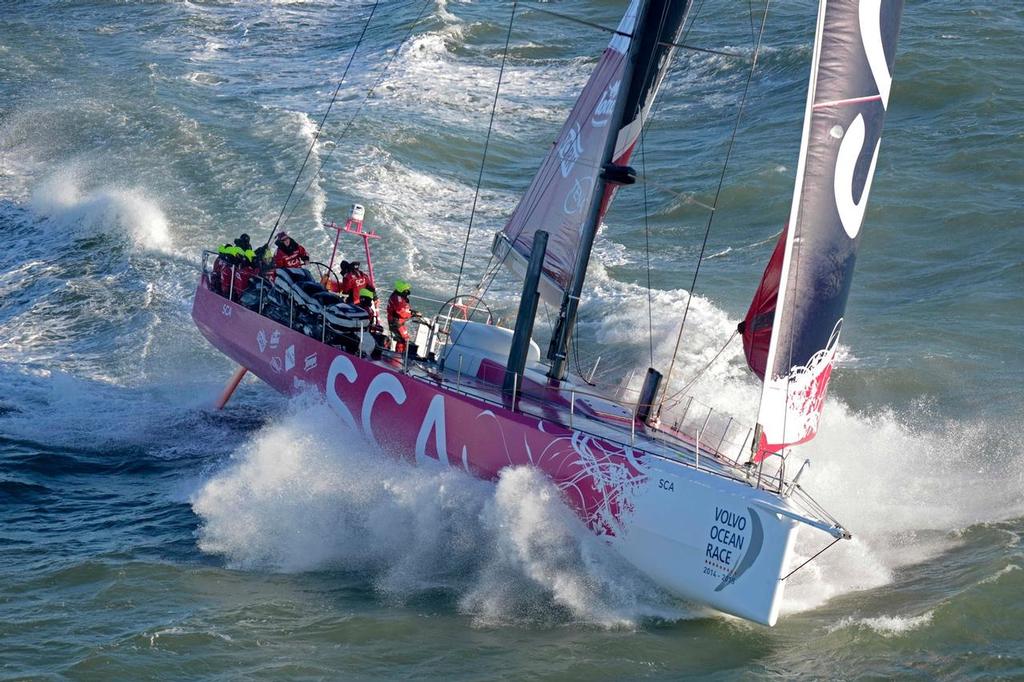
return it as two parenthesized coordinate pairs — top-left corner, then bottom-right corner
(494, 0), (690, 306)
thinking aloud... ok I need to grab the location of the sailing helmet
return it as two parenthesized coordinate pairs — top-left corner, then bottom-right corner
(235, 233), (252, 249)
(358, 288), (375, 300)
(394, 279), (411, 295)
(275, 231), (289, 243)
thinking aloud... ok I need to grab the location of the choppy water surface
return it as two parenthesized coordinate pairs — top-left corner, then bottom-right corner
(2, 1), (1022, 679)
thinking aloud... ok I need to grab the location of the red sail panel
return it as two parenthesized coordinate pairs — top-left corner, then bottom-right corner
(753, 0), (904, 462)
(741, 227), (786, 381)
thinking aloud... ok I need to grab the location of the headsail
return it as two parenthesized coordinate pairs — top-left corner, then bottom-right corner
(748, 0), (904, 461)
(741, 226), (787, 381)
(493, 0), (691, 307)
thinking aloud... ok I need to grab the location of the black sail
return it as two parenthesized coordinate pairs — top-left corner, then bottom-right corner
(753, 0), (904, 460)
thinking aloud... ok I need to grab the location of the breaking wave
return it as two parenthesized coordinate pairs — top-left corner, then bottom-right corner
(29, 166), (172, 252)
(580, 258), (1024, 616)
(192, 400), (689, 628)
(827, 611), (934, 637)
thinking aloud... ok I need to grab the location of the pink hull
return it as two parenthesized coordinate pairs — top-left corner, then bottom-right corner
(192, 277), (647, 536)
(193, 276), (819, 626)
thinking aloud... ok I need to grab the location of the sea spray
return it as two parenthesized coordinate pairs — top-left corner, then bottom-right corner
(581, 259), (1024, 614)
(29, 166), (172, 251)
(192, 400), (687, 628)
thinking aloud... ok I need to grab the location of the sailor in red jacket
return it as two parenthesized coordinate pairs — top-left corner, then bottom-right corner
(340, 261), (370, 304)
(386, 280), (417, 353)
(322, 260), (349, 294)
(272, 232), (310, 269)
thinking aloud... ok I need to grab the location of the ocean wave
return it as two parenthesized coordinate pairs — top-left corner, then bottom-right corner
(29, 166), (172, 252)
(827, 610), (934, 637)
(192, 399), (692, 629)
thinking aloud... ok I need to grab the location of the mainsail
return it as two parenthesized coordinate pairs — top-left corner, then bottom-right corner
(746, 0), (904, 461)
(493, 0), (691, 307)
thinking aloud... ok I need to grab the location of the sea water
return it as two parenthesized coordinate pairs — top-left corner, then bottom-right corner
(1, 1), (1021, 678)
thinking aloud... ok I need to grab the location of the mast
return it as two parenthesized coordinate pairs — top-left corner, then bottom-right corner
(492, 0), (691, 382)
(546, 5), (650, 381)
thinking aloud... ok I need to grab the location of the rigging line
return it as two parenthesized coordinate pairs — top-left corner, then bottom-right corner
(528, 3), (742, 60)
(262, 0), (381, 247)
(655, 0), (772, 418)
(633, 0), (705, 148)
(633, 0), (679, 372)
(525, 6), (630, 39)
(454, 0), (517, 300)
(279, 0), (434, 231)
(657, 40), (747, 60)
(662, 329), (737, 405)
(635, 174), (716, 212)
(433, 3), (517, 357)
(748, 0), (757, 46)
(641, 118), (654, 368)
(470, 0), (651, 301)
(562, 0), (673, 378)
(475, 0), (674, 297)
(779, 536), (843, 582)
(681, 0), (709, 49)
(572, 316), (595, 386)
(474, 0), (698, 297)
(571, 0), (678, 387)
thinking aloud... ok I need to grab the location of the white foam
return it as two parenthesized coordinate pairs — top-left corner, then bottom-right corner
(375, 20), (589, 134)
(828, 610), (934, 637)
(192, 400), (689, 628)
(285, 111), (328, 235)
(29, 166), (172, 252)
(338, 145), (517, 288)
(978, 563), (1021, 585)
(573, 258), (1024, 615)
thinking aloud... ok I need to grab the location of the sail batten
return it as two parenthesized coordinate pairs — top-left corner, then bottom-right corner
(748, 0), (904, 461)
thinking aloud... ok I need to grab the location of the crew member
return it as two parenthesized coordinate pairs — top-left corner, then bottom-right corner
(272, 232), (310, 269)
(211, 242), (234, 294)
(340, 261), (370, 304)
(214, 234), (255, 297)
(323, 260), (349, 294)
(234, 233), (256, 262)
(229, 234), (258, 299)
(356, 286), (381, 328)
(253, 243), (276, 281)
(387, 280), (418, 354)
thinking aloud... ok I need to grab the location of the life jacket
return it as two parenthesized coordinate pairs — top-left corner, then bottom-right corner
(217, 243), (242, 261)
(341, 270), (370, 303)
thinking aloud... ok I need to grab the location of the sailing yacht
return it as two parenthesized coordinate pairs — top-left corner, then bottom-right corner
(192, 0), (904, 625)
